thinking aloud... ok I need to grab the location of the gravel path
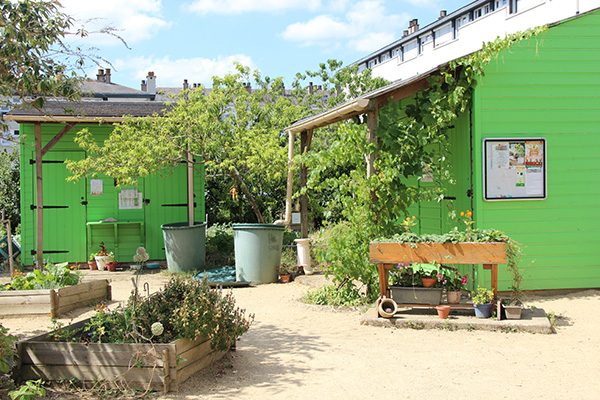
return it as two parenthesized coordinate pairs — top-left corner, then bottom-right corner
(2, 270), (599, 399)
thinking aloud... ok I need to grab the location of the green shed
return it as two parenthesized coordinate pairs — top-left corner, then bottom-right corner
(286, 9), (600, 291)
(7, 100), (205, 266)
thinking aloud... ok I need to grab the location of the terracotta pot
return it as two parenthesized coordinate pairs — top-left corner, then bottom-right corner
(378, 297), (398, 318)
(447, 290), (461, 304)
(280, 274), (291, 283)
(421, 277), (437, 288)
(106, 261), (118, 271)
(436, 305), (451, 319)
(87, 261), (98, 270)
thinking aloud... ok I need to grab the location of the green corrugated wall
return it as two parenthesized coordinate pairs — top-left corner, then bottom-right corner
(472, 10), (600, 290)
(19, 123), (205, 265)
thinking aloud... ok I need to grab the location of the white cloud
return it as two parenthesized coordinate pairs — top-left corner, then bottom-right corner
(59, 0), (170, 45)
(281, 0), (408, 53)
(111, 54), (257, 87)
(186, 0), (322, 14)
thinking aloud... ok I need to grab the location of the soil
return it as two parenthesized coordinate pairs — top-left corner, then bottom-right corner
(1, 269), (600, 399)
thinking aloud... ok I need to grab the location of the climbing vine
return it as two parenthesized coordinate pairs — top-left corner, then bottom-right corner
(307, 27), (547, 297)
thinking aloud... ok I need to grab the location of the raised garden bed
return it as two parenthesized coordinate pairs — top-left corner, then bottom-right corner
(0, 280), (111, 318)
(17, 318), (227, 393)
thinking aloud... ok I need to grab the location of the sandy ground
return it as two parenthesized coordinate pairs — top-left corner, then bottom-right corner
(2, 269), (600, 400)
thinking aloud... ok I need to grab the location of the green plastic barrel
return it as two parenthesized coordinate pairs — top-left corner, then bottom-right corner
(161, 222), (207, 272)
(233, 223), (285, 284)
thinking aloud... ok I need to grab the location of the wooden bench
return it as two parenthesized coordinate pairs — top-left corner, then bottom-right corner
(369, 242), (507, 309)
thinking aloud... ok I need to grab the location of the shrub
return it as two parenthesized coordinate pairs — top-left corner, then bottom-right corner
(52, 278), (254, 352)
(304, 283), (367, 307)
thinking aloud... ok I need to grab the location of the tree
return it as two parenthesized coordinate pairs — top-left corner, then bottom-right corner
(0, 0), (85, 116)
(0, 147), (19, 230)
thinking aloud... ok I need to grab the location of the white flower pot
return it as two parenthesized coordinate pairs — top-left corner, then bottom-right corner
(95, 256), (111, 271)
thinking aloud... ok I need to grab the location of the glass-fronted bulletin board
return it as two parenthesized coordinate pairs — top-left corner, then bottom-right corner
(483, 138), (547, 201)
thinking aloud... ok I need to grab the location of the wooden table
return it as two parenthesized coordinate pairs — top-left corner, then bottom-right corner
(369, 242), (507, 308)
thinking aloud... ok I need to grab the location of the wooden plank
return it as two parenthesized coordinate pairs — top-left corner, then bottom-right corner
(175, 350), (226, 387)
(0, 289), (51, 296)
(57, 280), (108, 297)
(19, 363), (165, 386)
(369, 242), (507, 264)
(0, 293), (50, 305)
(177, 340), (212, 370)
(57, 286), (109, 311)
(21, 346), (165, 368)
(0, 303), (52, 316)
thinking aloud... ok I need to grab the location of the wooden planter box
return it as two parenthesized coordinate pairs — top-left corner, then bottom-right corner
(370, 242), (507, 307)
(0, 280), (111, 318)
(17, 318), (226, 393)
(390, 286), (443, 305)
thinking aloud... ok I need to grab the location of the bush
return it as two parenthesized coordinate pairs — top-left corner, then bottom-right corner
(51, 278), (254, 352)
(304, 283), (368, 307)
(205, 223), (234, 268)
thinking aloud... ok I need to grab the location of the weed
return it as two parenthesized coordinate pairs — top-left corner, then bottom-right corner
(406, 320), (424, 330)
(8, 379), (46, 400)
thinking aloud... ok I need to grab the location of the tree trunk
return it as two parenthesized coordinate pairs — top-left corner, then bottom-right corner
(229, 166), (265, 223)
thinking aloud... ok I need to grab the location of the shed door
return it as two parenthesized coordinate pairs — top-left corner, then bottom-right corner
(144, 164), (190, 260)
(32, 151), (87, 263)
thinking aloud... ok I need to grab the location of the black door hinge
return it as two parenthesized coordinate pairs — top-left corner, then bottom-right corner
(466, 189), (473, 198)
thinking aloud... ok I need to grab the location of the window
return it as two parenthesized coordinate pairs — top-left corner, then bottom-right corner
(456, 14), (469, 37)
(380, 52), (390, 62)
(403, 40), (418, 61)
(495, 0), (507, 8)
(391, 47), (401, 58)
(420, 33), (433, 53)
(434, 23), (453, 46)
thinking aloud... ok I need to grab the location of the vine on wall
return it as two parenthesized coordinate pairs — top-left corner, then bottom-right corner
(308, 27), (546, 297)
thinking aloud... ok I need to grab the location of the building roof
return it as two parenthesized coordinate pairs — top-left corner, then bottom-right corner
(287, 66), (438, 134)
(4, 100), (168, 123)
(81, 79), (156, 100)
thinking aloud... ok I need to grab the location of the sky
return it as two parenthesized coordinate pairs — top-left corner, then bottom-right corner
(59, 0), (469, 90)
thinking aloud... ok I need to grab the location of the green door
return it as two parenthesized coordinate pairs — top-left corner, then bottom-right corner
(144, 165), (190, 260)
(33, 151), (87, 263)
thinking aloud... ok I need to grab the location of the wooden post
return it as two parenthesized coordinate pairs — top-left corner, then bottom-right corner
(186, 147), (195, 227)
(300, 130), (310, 238)
(366, 109), (378, 179)
(35, 123), (44, 268)
(1, 210), (14, 276)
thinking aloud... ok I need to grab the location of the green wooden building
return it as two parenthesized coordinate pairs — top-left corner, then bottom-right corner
(287, 9), (600, 291)
(7, 101), (205, 266)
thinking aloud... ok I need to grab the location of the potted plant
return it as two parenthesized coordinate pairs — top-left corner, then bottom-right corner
(500, 240), (524, 319)
(440, 266), (469, 304)
(277, 263), (296, 283)
(105, 252), (118, 272)
(87, 252), (98, 270)
(94, 242), (111, 271)
(472, 287), (494, 318)
(388, 264), (443, 305)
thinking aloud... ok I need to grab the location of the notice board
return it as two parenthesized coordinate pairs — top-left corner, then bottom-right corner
(483, 138), (546, 201)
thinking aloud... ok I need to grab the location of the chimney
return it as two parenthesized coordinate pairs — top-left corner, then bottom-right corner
(146, 71), (156, 95)
(439, 10), (447, 19)
(403, 30), (409, 37)
(104, 68), (111, 83)
(245, 82), (251, 94)
(408, 19), (419, 35)
(193, 83), (197, 88)
(141, 80), (147, 92)
(308, 82), (314, 95)
(97, 69), (104, 82)
(183, 79), (189, 90)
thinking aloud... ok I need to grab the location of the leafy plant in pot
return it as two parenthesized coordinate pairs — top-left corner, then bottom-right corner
(501, 240), (524, 319)
(105, 252), (118, 271)
(472, 287), (494, 319)
(88, 252), (98, 270)
(94, 242), (111, 271)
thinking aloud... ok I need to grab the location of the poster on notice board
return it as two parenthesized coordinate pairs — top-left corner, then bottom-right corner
(483, 138), (546, 200)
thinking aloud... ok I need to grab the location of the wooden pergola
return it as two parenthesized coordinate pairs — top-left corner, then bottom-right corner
(4, 101), (168, 267)
(283, 67), (442, 237)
